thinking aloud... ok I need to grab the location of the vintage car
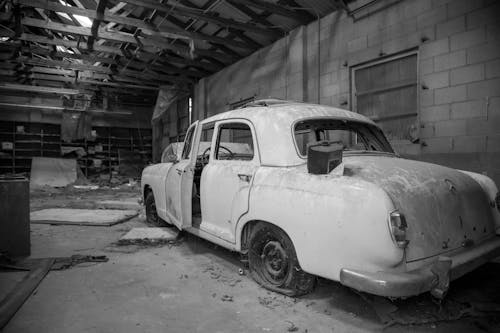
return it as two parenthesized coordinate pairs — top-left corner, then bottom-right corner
(141, 99), (500, 298)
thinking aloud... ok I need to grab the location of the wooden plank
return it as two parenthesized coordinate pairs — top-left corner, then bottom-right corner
(119, 0), (282, 37)
(18, 0), (254, 50)
(11, 58), (194, 85)
(17, 57), (114, 74)
(0, 83), (81, 94)
(21, 17), (235, 62)
(0, 259), (54, 329)
(0, 102), (136, 114)
(9, 35), (219, 73)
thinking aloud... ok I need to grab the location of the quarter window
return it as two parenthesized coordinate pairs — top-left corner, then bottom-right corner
(215, 123), (254, 161)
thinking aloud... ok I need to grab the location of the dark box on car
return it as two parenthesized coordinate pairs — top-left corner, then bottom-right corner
(307, 142), (343, 175)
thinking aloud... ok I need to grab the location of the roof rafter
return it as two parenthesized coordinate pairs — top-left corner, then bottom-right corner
(119, 0), (283, 37)
(21, 17), (236, 62)
(18, 0), (254, 50)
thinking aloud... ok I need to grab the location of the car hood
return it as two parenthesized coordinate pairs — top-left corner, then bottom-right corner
(341, 154), (496, 261)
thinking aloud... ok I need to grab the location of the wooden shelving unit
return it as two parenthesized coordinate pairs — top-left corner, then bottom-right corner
(0, 121), (152, 176)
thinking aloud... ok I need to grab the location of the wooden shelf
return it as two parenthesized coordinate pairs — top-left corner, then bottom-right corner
(0, 121), (152, 176)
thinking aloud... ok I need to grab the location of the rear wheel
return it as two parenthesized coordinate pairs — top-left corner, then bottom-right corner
(248, 223), (316, 296)
(145, 191), (171, 227)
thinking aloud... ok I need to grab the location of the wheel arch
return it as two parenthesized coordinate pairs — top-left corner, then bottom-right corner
(143, 184), (152, 202)
(239, 219), (295, 254)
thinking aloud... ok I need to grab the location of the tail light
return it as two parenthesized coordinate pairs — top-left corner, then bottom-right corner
(390, 211), (409, 248)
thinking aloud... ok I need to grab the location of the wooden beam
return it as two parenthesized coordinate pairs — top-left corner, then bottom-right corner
(17, 57), (114, 74)
(0, 42), (118, 64)
(21, 17), (235, 62)
(11, 57), (195, 85)
(18, 0), (254, 50)
(0, 83), (80, 94)
(12, 34), (219, 72)
(0, 102), (135, 114)
(229, 0), (309, 24)
(88, 0), (108, 51)
(23, 73), (160, 90)
(119, 0), (282, 37)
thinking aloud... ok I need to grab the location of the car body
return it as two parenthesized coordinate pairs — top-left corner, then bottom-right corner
(142, 100), (500, 298)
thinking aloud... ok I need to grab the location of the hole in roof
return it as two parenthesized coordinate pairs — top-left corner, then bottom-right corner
(58, 0), (93, 27)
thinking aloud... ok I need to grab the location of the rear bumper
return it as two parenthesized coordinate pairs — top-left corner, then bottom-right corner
(339, 236), (500, 298)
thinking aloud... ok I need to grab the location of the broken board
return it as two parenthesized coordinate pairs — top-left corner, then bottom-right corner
(118, 227), (179, 245)
(30, 157), (77, 188)
(30, 208), (138, 226)
(96, 199), (141, 211)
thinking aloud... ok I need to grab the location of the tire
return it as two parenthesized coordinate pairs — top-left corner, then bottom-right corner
(248, 223), (316, 296)
(145, 191), (171, 227)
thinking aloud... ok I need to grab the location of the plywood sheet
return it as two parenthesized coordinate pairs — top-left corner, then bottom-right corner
(30, 157), (77, 188)
(30, 208), (137, 226)
(118, 227), (179, 245)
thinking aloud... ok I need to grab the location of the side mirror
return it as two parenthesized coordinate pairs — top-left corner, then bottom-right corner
(165, 154), (178, 164)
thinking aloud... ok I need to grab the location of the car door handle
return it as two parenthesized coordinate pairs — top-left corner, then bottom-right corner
(238, 174), (252, 182)
(176, 168), (183, 175)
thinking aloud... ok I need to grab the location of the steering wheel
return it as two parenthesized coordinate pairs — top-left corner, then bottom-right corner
(201, 145), (234, 165)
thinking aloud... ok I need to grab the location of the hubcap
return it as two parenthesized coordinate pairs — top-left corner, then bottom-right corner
(260, 241), (288, 284)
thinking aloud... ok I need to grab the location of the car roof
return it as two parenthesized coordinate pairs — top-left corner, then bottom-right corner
(201, 100), (376, 127)
(198, 100), (379, 167)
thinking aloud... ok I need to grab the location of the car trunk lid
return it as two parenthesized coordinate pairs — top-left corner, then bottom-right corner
(341, 154), (496, 262)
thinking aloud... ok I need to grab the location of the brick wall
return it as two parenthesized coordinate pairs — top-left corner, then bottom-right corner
(193, 0), (500, 186)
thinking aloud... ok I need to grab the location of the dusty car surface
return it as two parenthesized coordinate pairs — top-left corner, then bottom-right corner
(142, 99), (500, 298)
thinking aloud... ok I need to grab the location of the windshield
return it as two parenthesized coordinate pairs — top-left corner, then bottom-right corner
(294, 118), (394, 156)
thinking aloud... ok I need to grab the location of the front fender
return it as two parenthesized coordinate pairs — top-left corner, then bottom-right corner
(141, 163), (173, 220)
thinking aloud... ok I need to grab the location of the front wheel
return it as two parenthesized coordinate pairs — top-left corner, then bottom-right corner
(145, 191), (171, 227)
(248, 223), (316, 296)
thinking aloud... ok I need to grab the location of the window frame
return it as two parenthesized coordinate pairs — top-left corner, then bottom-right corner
(291, 117), (395, 159)
(180, 122), (196, 160)
(211, 119), (259, 163)
(350, 50), (419, 139)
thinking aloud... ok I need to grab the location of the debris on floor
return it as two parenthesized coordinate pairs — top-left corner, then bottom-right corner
(118, 227), (179, 246)
(30, 208), (138, 226)
(51, 255), (109, 270)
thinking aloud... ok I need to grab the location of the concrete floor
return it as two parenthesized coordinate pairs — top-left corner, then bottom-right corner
(1, 186), (500, 332)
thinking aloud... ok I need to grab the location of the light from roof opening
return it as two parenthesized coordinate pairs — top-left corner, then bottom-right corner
(58, 0), (93, 27)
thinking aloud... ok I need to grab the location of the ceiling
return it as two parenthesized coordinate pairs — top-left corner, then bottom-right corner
(0, 0), (351, 100)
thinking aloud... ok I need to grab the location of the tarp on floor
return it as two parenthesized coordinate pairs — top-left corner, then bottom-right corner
(30, 157), (77, 188)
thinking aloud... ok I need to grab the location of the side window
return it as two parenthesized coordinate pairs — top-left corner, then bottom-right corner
(181, 125), (196, 160)
(215, 123), (254, 161)
(197, 123), (215, 159)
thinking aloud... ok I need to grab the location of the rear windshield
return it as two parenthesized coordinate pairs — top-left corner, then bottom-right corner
(294, 118), (394, 156)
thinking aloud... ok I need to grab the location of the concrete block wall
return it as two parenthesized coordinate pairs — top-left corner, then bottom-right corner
(193, 0), (500, 185)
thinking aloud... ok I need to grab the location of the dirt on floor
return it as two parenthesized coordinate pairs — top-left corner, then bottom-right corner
(1, 185), (499, 332)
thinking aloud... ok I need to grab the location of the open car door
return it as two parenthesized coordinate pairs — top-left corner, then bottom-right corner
(164, 121), (199, 229)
